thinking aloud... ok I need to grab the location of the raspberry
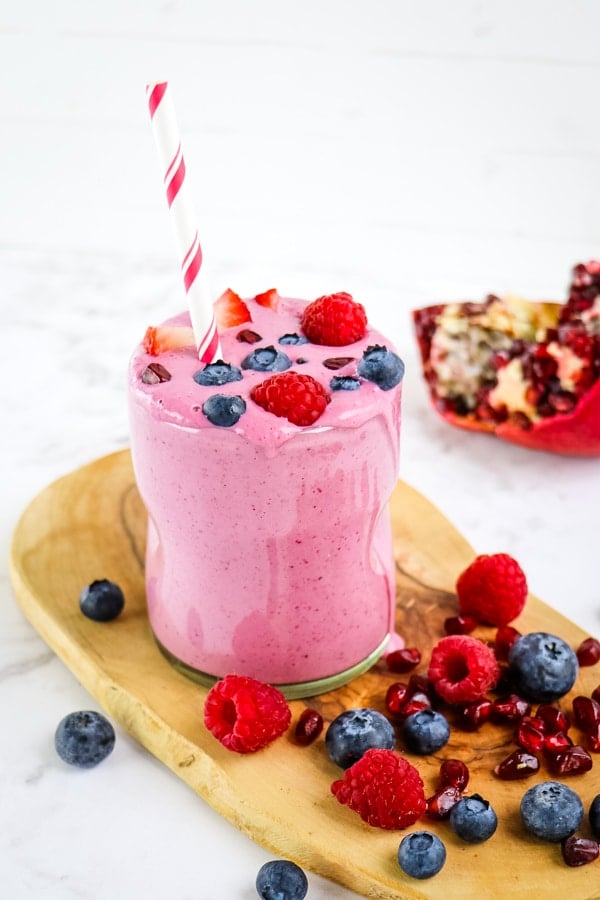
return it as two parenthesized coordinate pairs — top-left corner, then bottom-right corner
(330, 748), (426, 830)
(301, 292), (368, 346)
(456, 553), (528, 626)
(428, 635), (500, 704)
(251, 371), (330, 426)
(203, 674), (291, 753)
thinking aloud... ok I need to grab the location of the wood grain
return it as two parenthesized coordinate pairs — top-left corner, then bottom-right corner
(9, 450), (600, 899)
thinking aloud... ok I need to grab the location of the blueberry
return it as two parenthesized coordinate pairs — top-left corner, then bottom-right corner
(449, 794), (498, 843)
(402, 709), (450, 755)
(330, 375), (361, 391)
(325, 708), (395, 769)
(202, 394), (246, 427)
(278, 333), (308, 346)
(397, 831), (446, 879)
(520, 781), (583, 842)
(55, 711), (116, 768)
(589, 794), (600, 838)
(193, 361), (242, 386)
(357, 344), (405, 390)
(255, 860), (308, 900)
(241, 346), (292, 372)
(507, 632), (578, 702)
(79, 579), (124, 622)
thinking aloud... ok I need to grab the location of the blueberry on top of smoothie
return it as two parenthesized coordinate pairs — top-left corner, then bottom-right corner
(358, 345), (405, 390)
(202, 394), (246, 427)
(279, 332), (308, 346)
(193, 361), (243, 386)
(241, 346), (292, 372)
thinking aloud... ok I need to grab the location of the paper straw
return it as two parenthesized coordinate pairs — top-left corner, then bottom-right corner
(146, 81), (221, 363)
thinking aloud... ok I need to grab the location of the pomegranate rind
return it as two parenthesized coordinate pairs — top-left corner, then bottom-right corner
(413, 302), (600, 457)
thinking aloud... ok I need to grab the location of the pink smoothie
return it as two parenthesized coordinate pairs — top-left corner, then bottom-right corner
(128, 294), (403, 696)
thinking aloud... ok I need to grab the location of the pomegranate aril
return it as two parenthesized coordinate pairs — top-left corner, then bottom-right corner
(444, 615), (478, 636)
(494, 749), (539, 780)
(492, 694), (531, 723)
(457, 698), (492, 731)
(572, 696), (600, 732)
(516, 717), (546, 753)
(561, 835), (600, 867)
(407, 674), (434, 699)
(544, 731), (573, 753)
(294, 708), (323, 746)
(536, 704), (569, 734)
(548, 745), (593, 776)
(398, 692), (432, 719)
(494, 625), (521, 661)
(577, 637), (600, 666)
(386, 647), (422, 673)
(385, 682), (409, 718)
(585, 721), (600, 753)
(439, 758), (470, 791)
(426, 785), (462, 820)
(592, 685), (600, 704)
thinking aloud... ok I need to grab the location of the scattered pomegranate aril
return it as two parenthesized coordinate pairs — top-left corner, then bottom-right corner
(439, 758), (470, 791)
(516, 717), (546, 753)
(586, 721), (600, 753)
(536, 704), (569, 734)
(386, 647), (422, 674)
(494, 625), (521, 661)
(294, 708), (324, 746)
(544, 731), (573, 753)
(426, 785), (462, 820)
(561, 835), (600, 867)
(398, 692), (432, 719)
(491, 694), (531, 723)
(407, 674), (434, 700)
(494, 749), (540, 780)
(547, 744), (593, 776)
(444, 614), (478, 636)
(577, 637), (600, 667)
(572, 696), (600, 732)
(384, 682), (409, 718)
(456, 698), (493, 731)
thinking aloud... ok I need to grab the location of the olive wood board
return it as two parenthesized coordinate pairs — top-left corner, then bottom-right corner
(9, 450), (600, 899)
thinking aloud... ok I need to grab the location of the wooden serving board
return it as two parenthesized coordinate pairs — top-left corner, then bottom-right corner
(9, 450), (600, 899)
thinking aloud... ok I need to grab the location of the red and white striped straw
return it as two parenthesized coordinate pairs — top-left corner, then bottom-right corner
(146, 81), (221, 363)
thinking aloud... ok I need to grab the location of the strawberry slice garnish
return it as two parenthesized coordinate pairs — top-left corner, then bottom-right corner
(143, 325), (195, 356)
(213, 289), (252, 329)
(254, 288), (281, 310)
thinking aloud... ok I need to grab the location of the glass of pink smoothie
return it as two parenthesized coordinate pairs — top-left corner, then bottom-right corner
(128, 292), (403, 698)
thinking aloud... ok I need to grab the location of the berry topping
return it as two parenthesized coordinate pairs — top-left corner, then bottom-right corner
(507, 632), (579, 702)
(520, 781), (584, 841)
(255, 860), (308, 900)
(213, 288), (252, 329)
(193, 361), (243, 386)
(251, 371), (330, 426)
(55, 711), (115, 768)
(202, 394), (246, 427)
(254, 288), (281, 310)
(236, 328), (262, 344)
(294, 709), (324, 746)
(449, 794), (498, 843)
(456, 553), (528, 626)
(241, 345), (292, 372)
(322, 356), (355, 370)
(402, 709), (451, 755)
(325, 708), (395, 769)
(357, 345), (405, 391)
(301, 292), (367, 346)
(79, 579), (125, 622)
(141, 362), (172, 384)
(427, 635), (500, 704)
(278, 332), (308, 346)
(330, 375), (361, 391)
(203, 674), (291, 754)
(397, 831), (447, 879)
(142, 324), (194, 355)
(331, 748), (426, 830)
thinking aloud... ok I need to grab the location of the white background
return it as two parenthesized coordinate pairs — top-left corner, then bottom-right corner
(2, 2), (600, 897)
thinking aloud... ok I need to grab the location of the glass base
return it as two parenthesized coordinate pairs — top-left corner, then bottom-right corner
(154, 634), (391, 699)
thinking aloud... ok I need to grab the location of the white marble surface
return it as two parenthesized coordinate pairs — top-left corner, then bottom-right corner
(3, 2), (600, 897)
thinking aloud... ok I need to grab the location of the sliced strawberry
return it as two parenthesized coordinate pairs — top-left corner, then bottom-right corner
(143, 325), (195, 356)
(213, 289), (252, 329)
(254, 288), (281, 310)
